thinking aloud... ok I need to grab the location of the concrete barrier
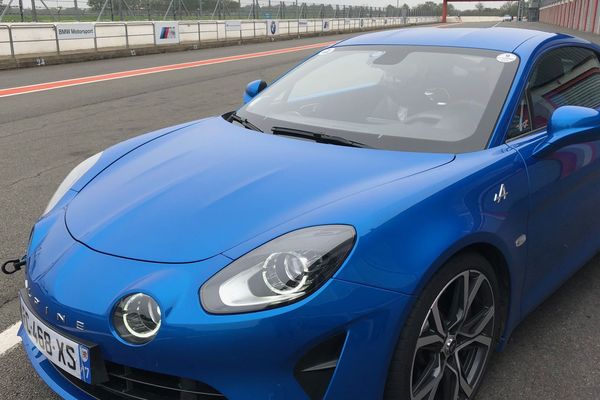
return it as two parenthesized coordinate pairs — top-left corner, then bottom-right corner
(459, 16), (503, 22)
(10, 24), (57, 55)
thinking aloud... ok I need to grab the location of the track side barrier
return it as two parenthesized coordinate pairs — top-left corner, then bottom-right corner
(0, 17), (443, 61)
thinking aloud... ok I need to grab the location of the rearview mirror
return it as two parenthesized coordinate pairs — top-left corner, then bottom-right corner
(534, 106), (600, 157)
(244, 80), (267, 104)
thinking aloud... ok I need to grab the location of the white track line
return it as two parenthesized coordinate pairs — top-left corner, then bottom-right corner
(0, 322), (22, 357)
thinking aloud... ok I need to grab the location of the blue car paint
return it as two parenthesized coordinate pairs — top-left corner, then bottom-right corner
(65, 117), (454, 263)
(18, 27), (600, 399)
(70, 120), (203, 194)
(27, 209), (412, 399)
(339, 27), (557, 52)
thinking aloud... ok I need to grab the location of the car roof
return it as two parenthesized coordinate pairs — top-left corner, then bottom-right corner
(336, 27), (563, 53)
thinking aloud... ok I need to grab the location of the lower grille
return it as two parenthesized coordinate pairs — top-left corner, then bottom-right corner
(55, 361), (226, 400)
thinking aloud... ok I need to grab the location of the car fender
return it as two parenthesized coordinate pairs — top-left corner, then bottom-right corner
(69, 119), (206, 193)
(220, 145), (530, 342)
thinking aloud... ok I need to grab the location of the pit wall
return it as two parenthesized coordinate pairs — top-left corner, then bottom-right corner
(540, 0), (600, 34)
(0, 17), (444, 60)
(458, 16), (503, 22)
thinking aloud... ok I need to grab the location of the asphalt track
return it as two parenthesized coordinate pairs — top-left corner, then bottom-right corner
(1, 20), (600, 399)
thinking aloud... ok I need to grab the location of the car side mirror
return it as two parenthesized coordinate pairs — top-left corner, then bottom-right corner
(534, 105), (600, 157)
(243, 80), (267, 104)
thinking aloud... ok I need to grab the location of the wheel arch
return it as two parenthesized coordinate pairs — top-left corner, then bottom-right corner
(418, 236), (517, 348)
(455, 242), (511, 346)
(383, 239), (515, 399)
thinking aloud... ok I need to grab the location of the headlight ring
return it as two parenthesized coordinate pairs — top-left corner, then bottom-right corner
(113, 293), (162, 344)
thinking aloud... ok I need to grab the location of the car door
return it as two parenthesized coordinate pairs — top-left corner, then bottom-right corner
(506, 46), (600, 316)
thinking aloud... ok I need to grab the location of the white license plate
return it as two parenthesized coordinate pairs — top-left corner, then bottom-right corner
(20, 293), (93, 384)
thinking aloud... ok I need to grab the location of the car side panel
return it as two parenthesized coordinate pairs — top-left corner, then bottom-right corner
(509, 132), (600, 318)
(500, 40), (600, 319)
(223, 145), (530, 339)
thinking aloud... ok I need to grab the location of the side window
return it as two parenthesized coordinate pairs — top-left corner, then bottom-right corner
(528, 47), (600, 130)
(507, 93), (531, 139)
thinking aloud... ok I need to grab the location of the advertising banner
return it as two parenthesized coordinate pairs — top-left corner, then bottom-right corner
(56, 24), (95, 40)
(154, 22), (179, 44)
(225, 20), (242, 31)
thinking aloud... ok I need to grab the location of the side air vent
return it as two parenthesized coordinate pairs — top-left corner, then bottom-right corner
(294, 333), (347, 400)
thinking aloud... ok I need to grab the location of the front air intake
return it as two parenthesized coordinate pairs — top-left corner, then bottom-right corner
(294, 333), (347, 400)
(55, 360), (226, 399)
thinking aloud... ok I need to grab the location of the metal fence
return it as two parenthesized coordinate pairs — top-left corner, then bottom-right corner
(0, 16), (445, 58)
(0, 0), (439, 23)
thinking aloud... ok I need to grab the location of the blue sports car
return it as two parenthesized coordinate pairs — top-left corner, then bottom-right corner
(15, 27), (600, 400)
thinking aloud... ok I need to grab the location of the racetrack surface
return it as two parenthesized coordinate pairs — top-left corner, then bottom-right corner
(1, 21), (600, 399)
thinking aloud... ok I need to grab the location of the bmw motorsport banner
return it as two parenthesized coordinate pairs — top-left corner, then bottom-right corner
(154, 22), (180, 45)
(56, 23), (95, 40)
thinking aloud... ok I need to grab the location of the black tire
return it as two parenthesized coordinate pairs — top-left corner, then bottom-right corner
(384, 252), (501, 400)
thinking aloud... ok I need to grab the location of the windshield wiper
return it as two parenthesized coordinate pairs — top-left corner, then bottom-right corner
(271, 126), (370, 148)
(225, 111), (263, 132)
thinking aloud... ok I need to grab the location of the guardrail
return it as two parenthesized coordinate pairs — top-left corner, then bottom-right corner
(0, 17), (443, 59)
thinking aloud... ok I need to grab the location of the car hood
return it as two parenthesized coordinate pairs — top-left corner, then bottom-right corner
(66, 117), (455, 263)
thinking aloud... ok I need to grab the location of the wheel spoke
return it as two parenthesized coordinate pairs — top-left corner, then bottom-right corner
(456, 333), (492, 353)
(447, 272), (469, 332)
(426, 374), (443, 400)
(416, 333), (445, 351)
(465, 273), (485, 316)
(413, 353), (440, 390)
(412, 356), (444, 400)
(444, 363), (461, 400)
(449, 353), (474, 398)
(430, 301), (447, 337)
(460, 306), (494, 338)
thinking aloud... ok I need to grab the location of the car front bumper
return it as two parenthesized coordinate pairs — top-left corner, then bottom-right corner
(21, 210), (414, 399)
(20, 326), (97, 400)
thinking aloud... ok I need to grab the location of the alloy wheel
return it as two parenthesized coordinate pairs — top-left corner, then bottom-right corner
(410, 270), (495, 400)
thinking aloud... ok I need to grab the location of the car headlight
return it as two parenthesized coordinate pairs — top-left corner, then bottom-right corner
(43, 152), (103, 216)
(200, 225), (356, 314)
(113, 293), (162, 344)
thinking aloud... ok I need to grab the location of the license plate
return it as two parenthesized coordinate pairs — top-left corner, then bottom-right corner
(20, 294), (93, 384)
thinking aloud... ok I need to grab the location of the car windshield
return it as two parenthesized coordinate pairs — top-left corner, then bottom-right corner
(236, 45), (519, 153)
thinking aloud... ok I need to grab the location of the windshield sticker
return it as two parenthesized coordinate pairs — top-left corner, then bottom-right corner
(369, 51), (386, 58)
(496, 53), (517, 63)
